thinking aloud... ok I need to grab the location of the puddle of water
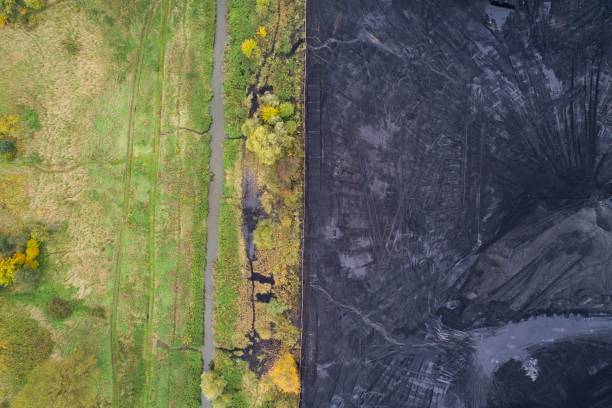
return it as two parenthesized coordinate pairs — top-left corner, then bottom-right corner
(485, 2), (513, 29)
(471, 315), (612, 375)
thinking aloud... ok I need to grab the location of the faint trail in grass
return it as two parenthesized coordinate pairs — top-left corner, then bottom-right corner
(0, 159), (124, 174)
(167, 1), (190, 406)
(109, 5), (155, 407)
(142, 0), (171, 406)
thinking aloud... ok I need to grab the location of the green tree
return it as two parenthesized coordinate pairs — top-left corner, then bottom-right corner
(47, 297), (73, 320)
(0, 299), (53, 392)
(0, 139), (16, 160)
(285, 120), (298, 135)
(241, 117), (259, 138)
(11, 352), (100, 408)
(246, 124), (293, 166)
(278, 102), (294, 119)
(201, 371), (226, 401)
(254, 219), (275, 250)
(246, 126), (281, 165)
(260, 92), (279, 107)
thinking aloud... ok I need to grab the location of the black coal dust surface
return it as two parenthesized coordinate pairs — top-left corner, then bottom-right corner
(301, 1), (612, 407)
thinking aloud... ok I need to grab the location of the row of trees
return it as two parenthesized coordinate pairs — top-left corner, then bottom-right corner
(243, 93), (297, 166)
(240, 11), (303, 405)
(202, 351), (300, 406)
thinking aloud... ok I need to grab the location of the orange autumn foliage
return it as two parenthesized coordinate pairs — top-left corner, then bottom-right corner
(0, 237), (41, 286)
(268, 352), (300, 394)
(25, 238), (40, 269)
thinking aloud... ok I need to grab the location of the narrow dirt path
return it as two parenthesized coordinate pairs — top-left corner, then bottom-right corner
(201, 0), (227, 406)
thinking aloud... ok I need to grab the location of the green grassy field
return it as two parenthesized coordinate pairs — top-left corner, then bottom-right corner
(0, 0), (214, 406)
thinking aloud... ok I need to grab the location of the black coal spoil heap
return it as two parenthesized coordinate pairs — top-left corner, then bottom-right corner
(302, 1), (612, 407)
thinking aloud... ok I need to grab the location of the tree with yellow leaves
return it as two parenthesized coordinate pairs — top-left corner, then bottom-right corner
(0, 114), (20, 135)
(241, 38), (259, 59)
(0, 257), (17, 286)
(246, 125), (288, 166)
(257, 25), (267, 38)
(268, 352), (300, 394)
(201, 371), (226, 400)
(0, 236), (41, 286)
(25, 238), (40, 269)
(260, 105), (280, 124)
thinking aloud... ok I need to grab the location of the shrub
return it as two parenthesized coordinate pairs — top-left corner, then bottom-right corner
(0, 114), (19, 135)
(256, 25), (267, 38)
(23, 0), (45, 10)
(62, 34), (81, 56)
(246, 126), (282, 166)
(0, 236), (42, 286)
(0, 299), (53, 386)
(254, 219), (275, 250)
(268, 352), (300, 394)
(24, 238), (39, 269)
(0, 139), (16, 160)
(241, 117), (259, 138)
(260, 106), (280, 124)
(47, 297), (73, 320)
(214, 394), (232, 408)
(91, 306), (106, 319)
(260, 191), (275, 214)
(255, 0), (270, 15)
(0, 257), (18, 286)
(285, 120), (298, 135)
(265, 299), (287, 317)
(18, 106), (41, 130)
(278, 102), (294, 119)
(11, 352), (100, 408)
(260, 92), (279, 107)
(240, 39), (259, 59)
(201, 371), (226, 401)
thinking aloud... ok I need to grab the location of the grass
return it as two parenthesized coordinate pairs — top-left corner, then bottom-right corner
(215, 139), (244, 347)
(0, 0), (216, 406)
(225, 0), (259, 138)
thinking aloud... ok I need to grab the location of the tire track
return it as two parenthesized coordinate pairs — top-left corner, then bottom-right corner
(109, 5), (155, 407)
(142, 0), (171, 405)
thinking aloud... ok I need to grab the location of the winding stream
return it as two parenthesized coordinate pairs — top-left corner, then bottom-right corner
(201, 0), (227, 406)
